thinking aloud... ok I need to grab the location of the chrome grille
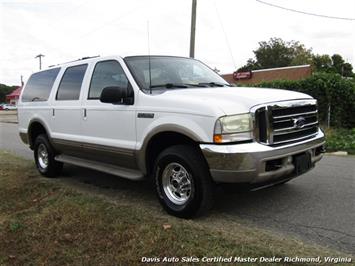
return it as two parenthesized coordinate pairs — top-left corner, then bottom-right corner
(254, 100), (319, 146)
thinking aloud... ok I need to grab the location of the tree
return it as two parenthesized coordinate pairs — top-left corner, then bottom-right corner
(290, 42), (313, 66)
(238, 37), (312, 71)
(342, 63), (353, 77)
(312, 53), (353, 77)
(312, 54), (333, 72)
(238, 38), (354, 77)
(331, 54), (345, 73)
(0, 84), (17, 103)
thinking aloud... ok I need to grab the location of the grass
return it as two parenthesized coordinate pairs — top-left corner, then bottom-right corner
(324, 128), (355, 154)
(0, 150), (351, 265)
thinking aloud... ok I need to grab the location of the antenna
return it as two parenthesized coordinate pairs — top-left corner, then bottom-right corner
(147, 20), (152, 94)
(213, 1), (237, 70)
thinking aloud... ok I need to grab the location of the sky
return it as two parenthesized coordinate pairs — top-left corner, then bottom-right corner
(0, 0), (354, 85)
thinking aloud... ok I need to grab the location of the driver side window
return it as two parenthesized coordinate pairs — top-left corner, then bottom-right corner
(89, 60), (129, 99)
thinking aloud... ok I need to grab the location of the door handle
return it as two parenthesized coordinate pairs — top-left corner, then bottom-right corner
(83, 108), (87, 118)
(52, 108), (55, 117)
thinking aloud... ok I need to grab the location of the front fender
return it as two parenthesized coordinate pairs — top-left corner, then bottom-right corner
(135, 114), (215, 174)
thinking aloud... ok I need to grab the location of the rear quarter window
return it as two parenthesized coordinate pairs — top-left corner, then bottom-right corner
(21, 68), (61, 102)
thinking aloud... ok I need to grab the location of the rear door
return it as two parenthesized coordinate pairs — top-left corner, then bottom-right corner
(50, 64), (88, 155)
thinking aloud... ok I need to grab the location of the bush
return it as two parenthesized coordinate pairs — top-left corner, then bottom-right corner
(324, 128), (355, 154)
(251, 73), (355, 128)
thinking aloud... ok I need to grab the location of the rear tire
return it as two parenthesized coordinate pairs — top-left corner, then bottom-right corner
(154, 145), (214, 218)
(34, 134), (63, 177)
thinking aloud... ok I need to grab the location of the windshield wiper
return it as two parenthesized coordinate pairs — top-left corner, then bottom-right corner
(149, 82), (229, 89)
(31, 97), (44, 102)
(198, 82), (230, 87)
(149, 83), (189, 89)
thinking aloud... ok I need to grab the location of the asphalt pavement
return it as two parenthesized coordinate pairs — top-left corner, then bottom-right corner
(0, 122), (354, 255)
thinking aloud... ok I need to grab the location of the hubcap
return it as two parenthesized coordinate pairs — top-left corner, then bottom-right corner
(37, 143), (49, 169)
(162, 162), (192, 205)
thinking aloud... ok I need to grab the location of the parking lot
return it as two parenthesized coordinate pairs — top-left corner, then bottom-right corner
(0, 110), (17, 123)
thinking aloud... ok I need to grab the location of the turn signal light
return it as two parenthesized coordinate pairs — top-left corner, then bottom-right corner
(213, 134), (223, 143)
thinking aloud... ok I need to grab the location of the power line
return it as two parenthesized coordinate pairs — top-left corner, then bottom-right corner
(256, 0), (355, 21)
(79, 3), (146, 39)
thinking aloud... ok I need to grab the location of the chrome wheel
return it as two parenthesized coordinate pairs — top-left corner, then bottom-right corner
(37, 143), (49, 169)
(162, 162), (192, 205)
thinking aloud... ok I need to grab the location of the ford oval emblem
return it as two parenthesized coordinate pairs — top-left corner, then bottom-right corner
(293, 117), (306, 129)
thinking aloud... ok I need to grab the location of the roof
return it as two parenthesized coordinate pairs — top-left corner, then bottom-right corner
(6, 87), (22, 98)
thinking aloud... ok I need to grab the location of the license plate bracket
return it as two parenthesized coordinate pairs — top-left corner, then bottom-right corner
(293, 152), (312, 175)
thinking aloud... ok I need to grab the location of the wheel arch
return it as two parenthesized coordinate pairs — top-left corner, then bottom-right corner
(27, 119), (50, 149)
(137, 127), (205, 176)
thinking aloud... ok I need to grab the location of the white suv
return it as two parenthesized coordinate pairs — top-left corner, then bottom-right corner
(18, 55), (325, 218)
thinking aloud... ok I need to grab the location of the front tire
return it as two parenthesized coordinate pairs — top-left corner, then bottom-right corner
(154, 145), (214, 218)
(34, 134), (63, 177)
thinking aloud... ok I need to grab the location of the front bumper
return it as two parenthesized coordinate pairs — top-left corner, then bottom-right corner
(200, 129), (325, 184)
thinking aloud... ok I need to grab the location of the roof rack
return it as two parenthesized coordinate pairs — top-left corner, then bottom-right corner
(49, 55), (100, 68)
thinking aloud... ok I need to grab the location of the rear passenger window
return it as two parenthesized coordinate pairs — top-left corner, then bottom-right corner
(56, 64), (87, 101)
(22, 68), (60, 102)
(89, 60), (129, 99)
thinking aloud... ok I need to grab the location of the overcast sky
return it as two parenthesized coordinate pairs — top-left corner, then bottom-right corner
(0, 0), (354, 85)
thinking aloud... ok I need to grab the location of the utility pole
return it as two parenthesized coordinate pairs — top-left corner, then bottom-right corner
(35, 54), (45, 70)
(189, 0), (197, 58)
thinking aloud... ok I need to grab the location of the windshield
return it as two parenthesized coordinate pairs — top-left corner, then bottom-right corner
(124, 56), (230, 91)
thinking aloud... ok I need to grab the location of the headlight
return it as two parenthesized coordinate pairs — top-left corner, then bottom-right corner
(213, 113), (253, 143)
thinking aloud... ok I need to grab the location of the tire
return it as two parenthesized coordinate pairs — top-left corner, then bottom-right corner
(154, 145), (214, 218)
(34, 134), (63, 177)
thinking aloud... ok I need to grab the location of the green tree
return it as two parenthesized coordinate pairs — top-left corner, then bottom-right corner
(312, 53), (353, 77)
(238, 37), (312, 71)
(342, 62), (353, 77)
(331, 54), (345, 73)
(238, 38), (354, 77)
(312, 54), (333, 72)
(0, 84), (17, 103)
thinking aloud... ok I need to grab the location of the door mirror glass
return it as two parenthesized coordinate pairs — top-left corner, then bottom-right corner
(100, 86), (128, 104)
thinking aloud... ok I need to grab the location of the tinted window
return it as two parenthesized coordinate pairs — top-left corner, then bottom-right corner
(22, 68), (60, 102)
(89, 60), (129, 99)
(56, 64), (87, 100)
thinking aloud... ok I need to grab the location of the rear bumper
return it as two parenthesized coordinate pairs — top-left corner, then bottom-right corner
(200, 129), (325, 184)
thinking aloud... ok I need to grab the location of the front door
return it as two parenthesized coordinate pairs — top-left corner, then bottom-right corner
(80, 59), (137, 169)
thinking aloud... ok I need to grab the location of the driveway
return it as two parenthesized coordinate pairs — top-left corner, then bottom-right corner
(1, 122), (354, 254)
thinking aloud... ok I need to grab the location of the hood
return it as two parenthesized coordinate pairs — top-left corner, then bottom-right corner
(158, 86), (313, 115)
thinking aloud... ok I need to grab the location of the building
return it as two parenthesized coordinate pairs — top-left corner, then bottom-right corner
(6, 86), (22, 105)
(222, 65), (312, 85)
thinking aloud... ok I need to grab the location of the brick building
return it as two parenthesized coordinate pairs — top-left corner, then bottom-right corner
(6, 86), (22, 105)
(222, 65), (312, 85)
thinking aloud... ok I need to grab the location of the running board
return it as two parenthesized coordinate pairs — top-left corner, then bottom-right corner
(55, 155), (144, 181)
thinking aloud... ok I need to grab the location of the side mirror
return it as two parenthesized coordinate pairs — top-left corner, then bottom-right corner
(100, 86), (128, 104)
